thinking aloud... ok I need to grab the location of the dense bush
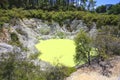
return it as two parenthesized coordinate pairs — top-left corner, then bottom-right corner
(74, 30), (92, 65)
(0, 52), (44, 80)
(46, 66), (76, 80)
(96, 5), (107, 13)
(96, 3), (120, 14)
(107, 3), (120, 14)
(0, 9), (120, 28)
(0, 52), (76, 80)
(94, 26), (120, 58)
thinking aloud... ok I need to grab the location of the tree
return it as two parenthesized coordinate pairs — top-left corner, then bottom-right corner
(80, 0), (88, 10)
(107, 3), (120, 14)
(96, 5), (107, 13)
(74, 30), (92, 65)
(88, 0), (96, 11)
(0, 0), (8, 9)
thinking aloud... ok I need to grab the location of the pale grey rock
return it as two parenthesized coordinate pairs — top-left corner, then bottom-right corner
(89, 23), (97, 39)
(32, 59), (53, 71)
(118, 76), (120, 80)
(20, 18), (97, 40)
(11, 19), (39, 55)
(0, 43), (13, 53)
(0, 43), (27, 60)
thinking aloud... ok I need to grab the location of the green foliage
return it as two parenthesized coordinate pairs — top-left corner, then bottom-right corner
(10, 32), (18, 41)
(0, 9), (119, 29)
(0, 16), (9, 23)
(96, 3), (120, 14)
(83, 13), (97, 28)
(96, 14), (119, 28)
(0, 24), (3, 32)
(96, 5), (107, 13)
(74, 30), (92, 65)
(0, 52), (75, 80)
(107, 3), (120, 15)
(94, 26), (120, 59)
(0, 0), (91, 11)
(64, 67), (76, 76)
(39, 27), (50, 35)
(9, 32), (22, 47)
(46, 64), (76, 80)
(55, 31), (66, 39)
(87, 0), (96, 11)
(0, 52), (45, 80)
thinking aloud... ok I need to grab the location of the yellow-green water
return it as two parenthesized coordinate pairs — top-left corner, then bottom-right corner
(35, 39), (76, 67)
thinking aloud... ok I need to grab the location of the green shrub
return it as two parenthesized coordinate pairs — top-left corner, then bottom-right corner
(0, 17), (10, 23)
(46, 66), (76, 80)
(9, 32), (22, 47)
(0, 52), (45, 80)
(0, 9), (119, 29)
(63, 67), (76, 77)
(55, 31), (66, 39)
(0, 24), (3, 32)
(74, 30), (93, 65)
(10, 32), (19, 41)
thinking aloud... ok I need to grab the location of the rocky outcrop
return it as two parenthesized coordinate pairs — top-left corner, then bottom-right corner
(13, 19), (39, 55)
(20, 18), (97, 40)
(0, 43), (13, 53)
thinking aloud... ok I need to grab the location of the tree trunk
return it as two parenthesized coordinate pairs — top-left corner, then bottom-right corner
(88, 52), (91, 65)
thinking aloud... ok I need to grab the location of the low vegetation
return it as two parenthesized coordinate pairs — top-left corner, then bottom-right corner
(0, 8), (120, 29)
(8, 32), (22, 47)
(0, 52), (76, 80)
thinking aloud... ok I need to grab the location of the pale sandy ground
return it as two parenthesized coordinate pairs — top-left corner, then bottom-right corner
(66, 56), (120, 80)
(66, 71), (119, 80)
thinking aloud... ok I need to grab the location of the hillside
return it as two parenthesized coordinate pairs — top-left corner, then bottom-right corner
(0, 0), (120, 80)
(0, 17), (120, 80)
(0, 9), (120, 80)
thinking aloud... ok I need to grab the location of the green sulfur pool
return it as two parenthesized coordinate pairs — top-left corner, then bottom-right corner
(35, 39), (76, 67)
